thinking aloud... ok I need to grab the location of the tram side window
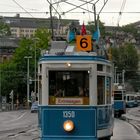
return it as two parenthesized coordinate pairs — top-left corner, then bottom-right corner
(97, 76), (105, 105)
(106, 77), (111, 104)
(49, 71), (89, 97)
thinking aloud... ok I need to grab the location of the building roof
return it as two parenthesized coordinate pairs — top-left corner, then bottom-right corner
(0, 15), (79, 29)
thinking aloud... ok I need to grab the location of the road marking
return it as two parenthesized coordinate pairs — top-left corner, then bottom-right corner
(9, 112), (27, 122)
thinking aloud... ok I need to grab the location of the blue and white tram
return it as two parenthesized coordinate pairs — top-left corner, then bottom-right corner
(125, 94), (136, 108)
(38, 41), (114, 140)
(135, 94), (140, 106)
(113, 84), (126, 117)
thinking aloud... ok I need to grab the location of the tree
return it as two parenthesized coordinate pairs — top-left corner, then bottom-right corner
(0, 27), (51, 103)
(0, 62), (19, 101)
(34, 28), (51, 49)
(86, 20), (105, 37)
(0, 21), (11, 37)
(121, 24), (139, 38)
(112, 43), (139, 90)
(112, 43), (139, 72)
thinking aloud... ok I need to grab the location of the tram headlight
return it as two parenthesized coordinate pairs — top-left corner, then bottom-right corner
(66, 62), (71, 67)
(63, 120), (74, 132)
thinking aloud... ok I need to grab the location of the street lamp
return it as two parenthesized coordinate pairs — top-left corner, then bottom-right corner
(0, 68), (1, 111)
(33, 38), (40, 100)
(122, 69), (125, 87)
(114, 66), (117, 83)
(24, 56), (32, 108)
(34, 41), (37, 97)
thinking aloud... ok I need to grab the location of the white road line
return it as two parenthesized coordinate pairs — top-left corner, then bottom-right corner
(9, 112), (27, 122)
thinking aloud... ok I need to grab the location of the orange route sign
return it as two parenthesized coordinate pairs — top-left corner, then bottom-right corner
(76, 35), (92, 51)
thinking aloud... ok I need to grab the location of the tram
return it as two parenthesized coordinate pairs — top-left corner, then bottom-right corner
(125, 93), (138, 108)
(135, 94), (140, 105)
(113, 84), (126, 117)
(38, 35), (114, 140)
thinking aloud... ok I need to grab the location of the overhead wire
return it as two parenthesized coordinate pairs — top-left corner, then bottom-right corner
(0, 11), (140, 14)
(46, 0), (61, 18)
(62, 0), (95, 14)
(86, 0), (91, 20)
(11, 0), (35, 18)
(117, 0), (126, 26)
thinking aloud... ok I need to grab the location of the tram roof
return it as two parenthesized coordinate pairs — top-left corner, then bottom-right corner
(39, 40), (111, 63)
(39, 54), (110, 63)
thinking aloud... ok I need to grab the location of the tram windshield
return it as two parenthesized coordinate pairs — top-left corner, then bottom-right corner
(49, 70), (89, 105)
(114, 93), (123, 100)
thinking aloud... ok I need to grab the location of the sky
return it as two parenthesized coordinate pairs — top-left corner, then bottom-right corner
(0, 0), (140, 26)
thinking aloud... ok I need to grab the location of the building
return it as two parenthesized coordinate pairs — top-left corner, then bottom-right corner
(0, 14), (79, 38)
(0, 14), (79, 63)
(0, 37), (19, 63)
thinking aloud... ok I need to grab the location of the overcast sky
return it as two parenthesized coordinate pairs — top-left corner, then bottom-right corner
(0, 0), (140, 26)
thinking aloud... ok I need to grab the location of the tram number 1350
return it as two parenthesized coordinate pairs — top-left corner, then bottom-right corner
(63, 111), (75, 118)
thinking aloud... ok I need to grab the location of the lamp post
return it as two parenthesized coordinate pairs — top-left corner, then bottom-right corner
(33, 38), (40, 100)
(24, 56), (32, 108)
(34, 41), (37, 97)
(0, 68), (1, 111)
(114, 66), (117, 83)
(122, 69), (125, 87)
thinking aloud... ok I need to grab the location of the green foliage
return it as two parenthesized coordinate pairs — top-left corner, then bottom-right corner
(34, 28), (51, 49)
(0, 62), (18, 95)
(121, 24), (140, 37)
(112, 43), (139, 72)
(0, 21), (11, 37)
(0, 28), (51, 102)
(86, 20), (105, 37)
(112, 43), (139, 90)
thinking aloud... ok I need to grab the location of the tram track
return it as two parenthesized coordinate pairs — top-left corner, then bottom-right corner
(121, 107), (140, 134)
(0, 110), (39, 140)
(0, 124), (39, 140)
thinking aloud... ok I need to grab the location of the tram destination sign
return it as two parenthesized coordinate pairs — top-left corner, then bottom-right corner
(56, 98), (83, 105)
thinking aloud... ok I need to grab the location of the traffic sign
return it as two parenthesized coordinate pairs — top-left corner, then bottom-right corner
(76, 35), (92, 51)
(2, 96), (7, 104)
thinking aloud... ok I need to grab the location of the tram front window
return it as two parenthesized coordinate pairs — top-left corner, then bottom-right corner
(114, 93), (123, 100)
(49, 71), (89, 105)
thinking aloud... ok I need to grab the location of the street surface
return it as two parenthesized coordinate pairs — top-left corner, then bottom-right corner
(111, 118), (140, 140)
(0, 110), (39, 140)
(0, 107), (139, 140)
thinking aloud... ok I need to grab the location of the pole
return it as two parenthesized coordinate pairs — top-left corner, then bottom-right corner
(11, 90), (14, 110)
(122, 69), (125, 87)
(0, 68), (1, 111)
(93, 4), (97, 29)
(117, 73), (120, 83)
(24, 56), (32, 108)
(34, 43), (36, 98)
(50, 3), (54, 40)
(114, 67), (116, 83)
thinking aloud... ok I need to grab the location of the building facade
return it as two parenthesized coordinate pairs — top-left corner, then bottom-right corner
(0, 15), (79, 63)
(0, 37), (19, 63)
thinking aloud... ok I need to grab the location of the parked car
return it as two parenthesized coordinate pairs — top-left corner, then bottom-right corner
(31, 101), (38, 113)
